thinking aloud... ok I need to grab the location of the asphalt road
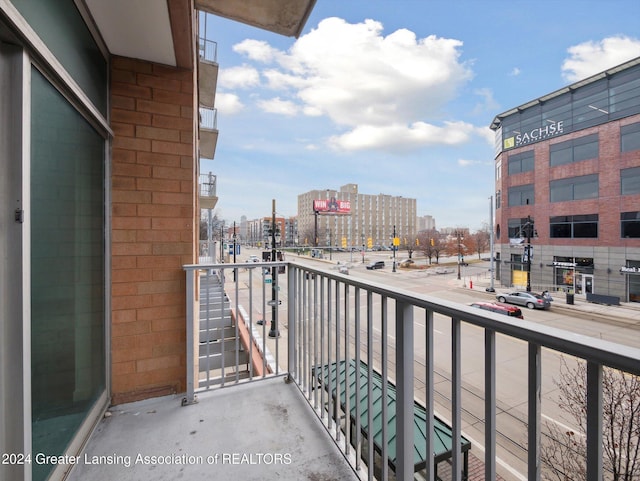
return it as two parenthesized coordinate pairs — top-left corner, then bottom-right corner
(231, 248), (640, 480)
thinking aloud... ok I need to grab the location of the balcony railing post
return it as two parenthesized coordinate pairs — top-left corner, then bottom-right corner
(586, 361), (603, 481)
(287, 264), (296, 382)
(182, 267), (197, 406)
(485, 330), (496, 481)
(395, 300), (414, 481)
(527, 343), (541, 481)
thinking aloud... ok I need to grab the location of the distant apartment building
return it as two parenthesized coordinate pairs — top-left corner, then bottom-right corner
(245, 216), (298, 247)
(490, 57), (640, 302)
(297, 184), (417, 248)
(417, 215), (437, 231)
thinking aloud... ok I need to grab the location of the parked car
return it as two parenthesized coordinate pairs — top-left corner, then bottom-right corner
(470, 301), (523, 319)
(434, 267), (454, 274)
(247, 255), (260, 263)
(366, 261), (385, 270)
(496, 291), (551, 309)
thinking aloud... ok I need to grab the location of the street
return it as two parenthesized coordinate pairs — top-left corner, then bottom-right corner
(227, 247), (640, 480)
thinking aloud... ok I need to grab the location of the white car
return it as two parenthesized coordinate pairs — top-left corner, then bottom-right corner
(434, 267), (453, 274)
(247, 255), (260, 263)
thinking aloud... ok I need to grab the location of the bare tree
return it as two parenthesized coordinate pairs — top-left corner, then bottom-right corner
(418, 230), (443, 264)
(472, 228), (490, 259)
(541, 356), (640, 481)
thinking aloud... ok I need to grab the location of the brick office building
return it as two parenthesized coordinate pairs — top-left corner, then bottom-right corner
(490, 57), (640, 302)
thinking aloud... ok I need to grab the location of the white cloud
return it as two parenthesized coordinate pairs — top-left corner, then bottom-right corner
(472, 88), (499, 115)
(509, 67), (521, 76)
(561, 35), (640, 82)
(218, 65), (260, 89)
(232, 39), (280, 63)
(231, 17), (476, 152)
(457, 158), (492, 167)
(257, 97), (298, 116)
(215, 92), (244, 114)
(328, 120), (478, 152)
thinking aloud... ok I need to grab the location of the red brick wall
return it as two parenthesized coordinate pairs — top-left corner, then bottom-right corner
(497, 114), (640, 248)
(110, 56), (196, 404)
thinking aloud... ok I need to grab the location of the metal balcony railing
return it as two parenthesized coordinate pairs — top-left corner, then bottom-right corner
(183, 261), (640, 481)
(199, 107), (217, 131)
(198, 10), (218, 63)
(199, 173), (217, 198)
(198, 37), (217, 64)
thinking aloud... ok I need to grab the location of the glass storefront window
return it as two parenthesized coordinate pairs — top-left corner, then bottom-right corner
(621, 211), (640, 238)
(628, 260), (640, 303)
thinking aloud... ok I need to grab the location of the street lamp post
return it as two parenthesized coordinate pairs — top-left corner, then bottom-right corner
(269, 199), (280, 338)
(456, 230), (464, 280)
(232, 221), (237, 280)
(523, 215), (535, 293)
(220, 223), (224, 263)
(392, 225), (397, 272)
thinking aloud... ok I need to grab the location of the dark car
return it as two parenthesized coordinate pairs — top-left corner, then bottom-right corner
(366, 261), (385, 270)
(496, 291), (551, 309)
(471, 301), (523, 319)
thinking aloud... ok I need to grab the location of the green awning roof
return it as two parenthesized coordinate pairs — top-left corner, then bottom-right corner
(313, 359), (471, 472)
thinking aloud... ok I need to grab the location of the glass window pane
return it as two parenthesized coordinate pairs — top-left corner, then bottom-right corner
(573, 175), (598, 200)
(573, 222), (598, 238)
(30, 69), (105, 481)
(621, 122), (640, 152)
(550, 144), (572, 166)
(550, 222), (571, 238)
(621, 167), (640, 195)
(550, 180), (573, 202)
(573, 141), (598, 161)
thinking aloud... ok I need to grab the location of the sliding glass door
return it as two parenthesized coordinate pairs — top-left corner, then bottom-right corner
(30, 68), (106, 481)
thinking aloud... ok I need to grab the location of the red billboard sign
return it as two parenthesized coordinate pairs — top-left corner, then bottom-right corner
(313, 198), (351, 214)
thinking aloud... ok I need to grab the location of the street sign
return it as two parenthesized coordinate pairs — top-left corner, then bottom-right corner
(267, 300), (282, 306)
(265, 276), (272, 284)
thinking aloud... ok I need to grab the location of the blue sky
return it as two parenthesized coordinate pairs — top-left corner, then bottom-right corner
(200, 0), (640, 231)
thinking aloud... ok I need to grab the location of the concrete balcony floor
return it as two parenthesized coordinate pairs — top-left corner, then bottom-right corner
(67, 377), (360, 481)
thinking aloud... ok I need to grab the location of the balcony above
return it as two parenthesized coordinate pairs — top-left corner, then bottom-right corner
(199, 173), (218, 210)
(199, 107), (218, 160)
(195, 0), (317, 38)
(198, 37), (218, 109)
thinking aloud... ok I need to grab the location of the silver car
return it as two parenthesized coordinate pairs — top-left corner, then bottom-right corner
(496, 291), (551, 309)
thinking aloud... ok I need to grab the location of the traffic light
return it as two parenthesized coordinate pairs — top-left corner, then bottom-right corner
(416, 238), (419, 246)
(341, 237), (347, 248)
(430, 238), (435, 246)
(367, 237), (373, 248)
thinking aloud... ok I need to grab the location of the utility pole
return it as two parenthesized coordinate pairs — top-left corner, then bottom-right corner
(487, 195), (495, 292)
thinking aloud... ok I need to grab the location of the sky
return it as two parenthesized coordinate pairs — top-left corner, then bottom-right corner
(200, 0), (640, 231)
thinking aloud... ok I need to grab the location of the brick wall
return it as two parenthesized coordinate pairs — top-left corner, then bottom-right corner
(110, 56), (196, 404)
(498, 114), (640, 247)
